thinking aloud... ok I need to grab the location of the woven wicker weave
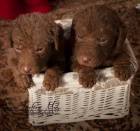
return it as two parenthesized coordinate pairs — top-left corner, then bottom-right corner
(28, 19), (138, 126)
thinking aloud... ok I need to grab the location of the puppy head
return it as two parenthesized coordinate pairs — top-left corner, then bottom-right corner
(72, 5), (127, 67)
(11, 12), (63, 74)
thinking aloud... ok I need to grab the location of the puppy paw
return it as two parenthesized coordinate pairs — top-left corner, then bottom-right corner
(114, 66), (131, 81)
(79, 69), (96, 88)
(15, 74), (33, 89)
(43, 75), (59, 91)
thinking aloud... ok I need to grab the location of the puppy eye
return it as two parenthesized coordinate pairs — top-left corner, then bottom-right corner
(99, 38), (107, 43)
(36, 47), (44, 52)
(77, 34), (82, 41)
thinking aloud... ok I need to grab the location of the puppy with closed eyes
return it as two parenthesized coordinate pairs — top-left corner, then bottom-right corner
(70, 5), (131, 88)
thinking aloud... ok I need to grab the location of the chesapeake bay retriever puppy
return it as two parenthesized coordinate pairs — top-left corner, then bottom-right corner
(7, 12), (66, 91)
(70, 5), (131, 88)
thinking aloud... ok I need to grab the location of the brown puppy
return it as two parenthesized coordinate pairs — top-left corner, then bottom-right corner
(70, 5), (131, 88)
(7, 12), (66, 91)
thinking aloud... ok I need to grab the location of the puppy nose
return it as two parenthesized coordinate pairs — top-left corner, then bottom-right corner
(82, 56), (91, 62)
(23, 66), (32, 73)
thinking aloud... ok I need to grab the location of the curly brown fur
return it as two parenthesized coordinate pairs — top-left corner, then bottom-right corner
(7, 12), (66, 91)
(70, 5), (131, 88)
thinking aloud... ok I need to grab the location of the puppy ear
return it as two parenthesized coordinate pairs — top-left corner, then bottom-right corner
(50, 23), (64, 50)
(116, 23), (127, 50)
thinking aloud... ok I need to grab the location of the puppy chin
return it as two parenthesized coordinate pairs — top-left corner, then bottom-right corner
(30, 68), (43, 75)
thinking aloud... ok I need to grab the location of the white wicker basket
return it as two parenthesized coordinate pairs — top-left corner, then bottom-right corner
(28, 19), (138, 126)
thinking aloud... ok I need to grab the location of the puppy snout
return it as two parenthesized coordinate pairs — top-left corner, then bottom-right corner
(23, 66), (32, 74)
(82, 55), (91, 63)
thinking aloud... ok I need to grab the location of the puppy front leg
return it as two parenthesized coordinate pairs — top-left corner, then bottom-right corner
(71, 59), (96, 88)
(113, 53), (131, 81)
(43, 64), (64, 91)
